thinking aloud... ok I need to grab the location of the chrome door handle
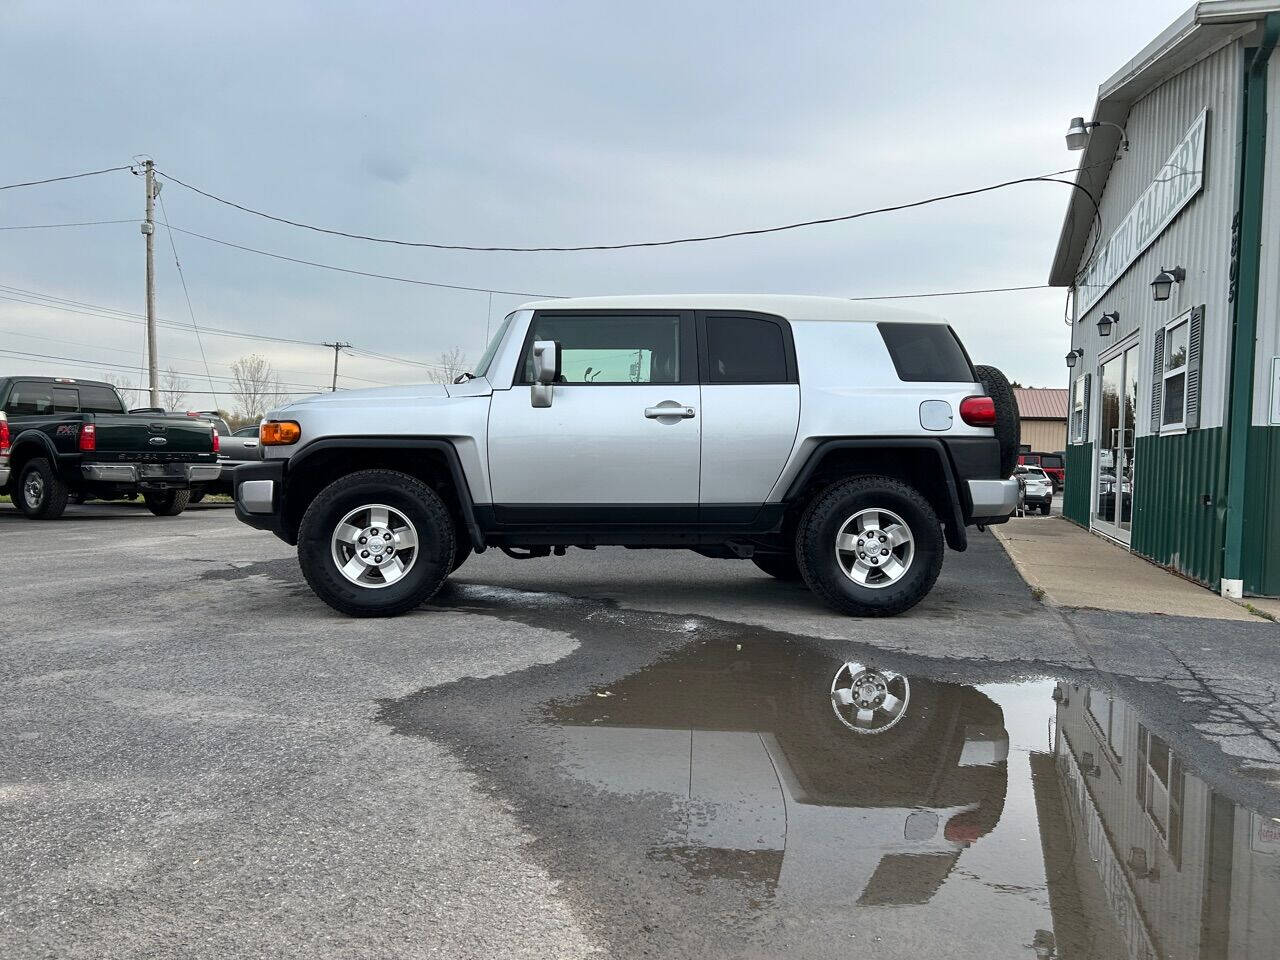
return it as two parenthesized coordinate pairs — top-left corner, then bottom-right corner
(644, 403), (695, 419)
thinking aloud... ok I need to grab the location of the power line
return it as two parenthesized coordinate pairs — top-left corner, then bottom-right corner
(156, 163), (1103, 253)
(164, 224), (562, 297)
(847, 283), (1049, 301)
(0, 219), (138, 231)
(157, 194), (220, 407)
(0, 165), (132, 191)
(0, 346), (330, 393)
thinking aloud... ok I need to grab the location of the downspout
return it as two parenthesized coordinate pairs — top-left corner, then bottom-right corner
(1222, 12), (1280, 598)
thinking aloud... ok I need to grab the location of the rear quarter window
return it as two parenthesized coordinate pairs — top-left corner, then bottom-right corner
(877, 322), (975, 382)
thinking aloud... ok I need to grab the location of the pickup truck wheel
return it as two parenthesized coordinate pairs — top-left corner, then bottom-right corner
(796, 475), (944, 617)
(297, 469), (454, 617)
(16, 458), (70, 520)
(751, 552), (803, 581)
(189, 490), (206, 504)
(144, 489), (191, 516)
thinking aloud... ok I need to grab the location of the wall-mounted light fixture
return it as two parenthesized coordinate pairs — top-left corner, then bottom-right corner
(1097, 312), (1118, 337)
(1080, 751), (1102, 777)
(1065, 348), (1084, 368)
(1066, 116), (1130, 152)
(1151, 265), (1186, 302)
(1127, 847), (1160, 881)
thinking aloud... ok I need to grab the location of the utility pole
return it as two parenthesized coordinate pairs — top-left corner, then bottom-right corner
(141, 160), (159, 406)
(323, 341), (351, 392)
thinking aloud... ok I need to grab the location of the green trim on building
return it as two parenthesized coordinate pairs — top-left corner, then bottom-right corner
(1130, 429), (1229, 589)
(1063, 443), (1092, 526)
(1242, 425), (1280, 595)
(1224, 16), (1280, 584)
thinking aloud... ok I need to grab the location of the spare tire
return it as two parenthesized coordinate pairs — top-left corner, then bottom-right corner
(974, 364), (1020, 479)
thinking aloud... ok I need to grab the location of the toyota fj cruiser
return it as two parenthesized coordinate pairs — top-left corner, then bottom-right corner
(232, 296), (1019, 617)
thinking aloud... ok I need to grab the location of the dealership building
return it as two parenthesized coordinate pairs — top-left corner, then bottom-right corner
(1053, 1), (1280, 598)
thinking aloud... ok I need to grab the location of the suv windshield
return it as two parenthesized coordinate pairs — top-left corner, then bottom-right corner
(473, 313), (517, 380)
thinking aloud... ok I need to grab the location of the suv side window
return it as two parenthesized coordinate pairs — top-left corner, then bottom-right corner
(703, 315), (792, 384)
(8, 382), (57, 415)
(878, 322), (975, 382)
(519, 313), (690, 384)
(79, 384), (124, 413)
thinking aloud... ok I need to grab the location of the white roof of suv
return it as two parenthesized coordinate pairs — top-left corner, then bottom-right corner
(517, 294), (945, 324)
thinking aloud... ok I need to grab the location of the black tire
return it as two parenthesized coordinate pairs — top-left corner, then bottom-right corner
(751, 552), (803, 581)
(1041, 503), (1051, 516)
(15, 458), (70, 520)
(144, 489), (191, 516)
(974, 364), (1020, 479)
(796, 475), (944, 617)
(297, 469), (454, 617)
(189, 490), (207, 504)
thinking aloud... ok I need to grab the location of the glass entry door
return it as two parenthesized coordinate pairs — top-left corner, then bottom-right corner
(1095, 342), (1139, 542)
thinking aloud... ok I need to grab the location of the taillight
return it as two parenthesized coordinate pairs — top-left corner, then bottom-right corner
(79, 423), (97, 452)
(211, 428), (220, 453)
(959, 396), (997, 426)
(0, 414), (9, 454)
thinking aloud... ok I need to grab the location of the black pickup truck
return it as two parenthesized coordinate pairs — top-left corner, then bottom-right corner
(0, 376), (220, 519)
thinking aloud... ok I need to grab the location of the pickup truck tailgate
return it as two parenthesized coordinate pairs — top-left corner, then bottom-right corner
(92, 415), (216, 459)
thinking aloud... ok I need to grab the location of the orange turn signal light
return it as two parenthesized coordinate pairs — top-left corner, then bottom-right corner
(260, 420), (301, 445)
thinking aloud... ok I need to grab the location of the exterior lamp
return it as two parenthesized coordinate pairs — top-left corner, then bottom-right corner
(1065, 348), (1084, 368)
(1066, 116), (1130, 152)
(1150, 265), (1186, 301)
(1097, 311), (1118, 337)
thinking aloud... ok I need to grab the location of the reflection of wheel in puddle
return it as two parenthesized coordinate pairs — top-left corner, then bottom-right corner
(830, 663), (911, 734)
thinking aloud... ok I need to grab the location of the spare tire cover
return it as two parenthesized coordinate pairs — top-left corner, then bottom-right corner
(974, 364), (1020, 479)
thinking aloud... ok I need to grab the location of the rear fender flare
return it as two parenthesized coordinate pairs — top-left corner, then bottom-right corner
(782, 438), (968, 551)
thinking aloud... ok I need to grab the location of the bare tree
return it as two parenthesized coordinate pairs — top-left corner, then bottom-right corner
(427, 347), (469, 385)
(100, 372), (143, 408)
(230, 354), (286, 421)
(159, 366), (190, 411)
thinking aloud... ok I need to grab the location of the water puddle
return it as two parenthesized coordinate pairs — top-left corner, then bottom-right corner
(381, 598), (1280, 958)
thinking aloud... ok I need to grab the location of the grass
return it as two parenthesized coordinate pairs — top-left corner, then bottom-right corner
(1245, 602), (1278, 623)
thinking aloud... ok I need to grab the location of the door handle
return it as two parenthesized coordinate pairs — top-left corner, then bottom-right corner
(644, 403), (695, 420)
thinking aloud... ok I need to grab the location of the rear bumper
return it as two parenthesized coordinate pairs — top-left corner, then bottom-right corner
(966, 478), (1019, 523)
(81, 462), (221, 485)
(0, 460), (9, 488)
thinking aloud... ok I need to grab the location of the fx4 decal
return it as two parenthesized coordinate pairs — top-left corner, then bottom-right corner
(55, 425), (79, 437)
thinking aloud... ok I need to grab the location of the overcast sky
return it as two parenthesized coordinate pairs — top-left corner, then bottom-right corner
(2, 0), (1190, 405)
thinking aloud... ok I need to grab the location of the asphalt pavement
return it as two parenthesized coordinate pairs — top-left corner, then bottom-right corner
(2, 503), (1278, 958)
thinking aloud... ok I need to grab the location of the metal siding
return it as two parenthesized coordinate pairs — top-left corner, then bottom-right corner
(1254, 45), (1280, 426)
(1069, 41), (1243, 437)
(1063, 443), (1093, 526)
(1242, 425), (1280, 594)
(1019, 418), (1067, 452)
(1130, 428), (1229, 587)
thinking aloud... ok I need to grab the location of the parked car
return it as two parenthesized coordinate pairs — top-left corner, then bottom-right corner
(232, 296), (1021, 618)
(0, 377), (220, 518)
(1014, 464), (1053, 515)
(128, 410), (263, 500)
(1017, 451), (1064, 490)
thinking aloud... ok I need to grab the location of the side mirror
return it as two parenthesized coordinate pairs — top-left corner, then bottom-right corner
(531, 340), (560, 408)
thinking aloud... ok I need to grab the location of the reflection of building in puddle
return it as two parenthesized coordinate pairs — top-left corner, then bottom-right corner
(1036, 683), (1280, 959)
(547, 639), (1009, 907)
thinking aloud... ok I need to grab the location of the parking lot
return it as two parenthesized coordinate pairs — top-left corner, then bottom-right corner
(3, 503), (1279, 959)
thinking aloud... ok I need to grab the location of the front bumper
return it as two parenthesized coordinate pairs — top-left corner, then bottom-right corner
(966, 478), (1018, 524)
(232, 459), (290, 540)
(81, 462), (221, 485)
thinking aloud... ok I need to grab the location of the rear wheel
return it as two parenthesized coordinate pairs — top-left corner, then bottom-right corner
(796, 475), (944, 617)
(189, 490), (207, 504)
(144, 489), (191, 516)
(297, 469), (454, 617)
(15, 458), (69, 519)
(751, 551), (803, 581)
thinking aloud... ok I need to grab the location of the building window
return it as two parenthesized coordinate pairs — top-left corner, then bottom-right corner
(1071, 374), (1087, 442)
(1161, 317), (1189, 430)
(1137, 726), (1184, 866)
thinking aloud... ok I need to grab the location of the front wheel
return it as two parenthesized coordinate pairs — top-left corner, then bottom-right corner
(297, 469), (454, 617)
(796, 475), (944, 617)
(144, 489), (191, 516)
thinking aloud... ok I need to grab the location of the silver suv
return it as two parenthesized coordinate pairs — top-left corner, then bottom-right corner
(233, 296), (1019, 617)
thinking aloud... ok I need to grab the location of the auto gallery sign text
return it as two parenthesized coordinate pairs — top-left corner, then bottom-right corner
(1077, 109), (1207, 314)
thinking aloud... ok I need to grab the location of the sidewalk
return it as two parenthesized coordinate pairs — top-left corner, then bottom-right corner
(991, 515), (1269, 622)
